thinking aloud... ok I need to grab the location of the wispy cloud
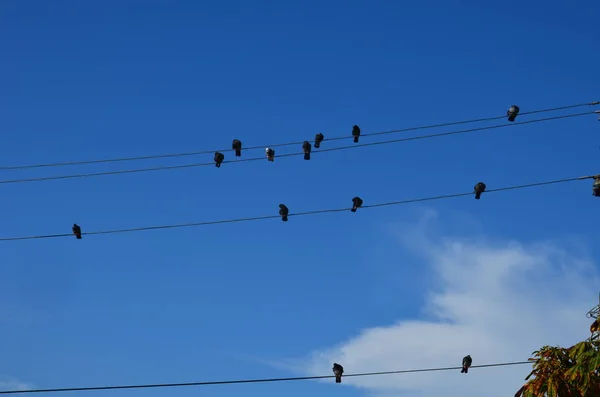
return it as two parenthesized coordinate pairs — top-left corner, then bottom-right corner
(291, 212), (599, 397)
(0, 376), (34, 392)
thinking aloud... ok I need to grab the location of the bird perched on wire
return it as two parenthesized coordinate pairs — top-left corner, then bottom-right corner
(507, 105), (520, 122)
(461, 355), (472, 373)
(352, 125), (361, 143)
(351, 196), (363, 212)
(474, 182), (486, 200)
(332, 363), (344, 383)
(591, 319), (599, 333)
(302, 141), (312, 160)
(279, 204), (289, 222)
(214, 152), (225, 168)
(592, 176), (600, 197)
(232, 139), (242, 157)
(265, 147), (275, 162)
(314, 133), (324, 148)
(72, 224), (82, 239)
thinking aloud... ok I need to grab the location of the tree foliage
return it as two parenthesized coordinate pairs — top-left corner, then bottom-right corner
(514, 337), (600, 397)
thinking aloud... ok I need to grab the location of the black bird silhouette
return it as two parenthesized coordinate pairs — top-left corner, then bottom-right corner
(332, 363), (344, 383)
(265, 147), (275, 162)
(279, 204), (289, 222)
(214, 151), (225, 168)
(461, 355), (472, 373)
(314, 133), (324, 148)
(474, 182), (486, 200)
(232, 139), (242, 157)
(352, 125), (361, 143)
(72, 223), (82, 239)
(507, 105), (520, 122)
(302, 141), (311, 160)
(351, 196), (363, 212)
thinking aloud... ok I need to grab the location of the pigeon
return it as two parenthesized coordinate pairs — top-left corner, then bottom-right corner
(265, 147), (275, 162)
(279, 204), (289, 222)
(72, 223), (82, 239)
(232, 139), (242, 157)
(474, 182), (486, 200)
(314, 133), (324, 148)
(461, 355), (472, 374)
(214, 151), (225, 168)
(302, 141), (311, 160)
(332, 363), (344, 383)
(352, 125), (361, 143)
(351, 196), (363, 212)
(507, 105), (520, 122)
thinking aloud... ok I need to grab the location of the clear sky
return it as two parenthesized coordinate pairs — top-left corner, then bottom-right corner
(1, 1), (599, 397)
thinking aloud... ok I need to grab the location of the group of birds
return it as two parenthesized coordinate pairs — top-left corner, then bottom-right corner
(330, 356), (473, 384)
(66, 104), (600, 239)
(215, 125), (362, 167)
(215, 106), (524, 167)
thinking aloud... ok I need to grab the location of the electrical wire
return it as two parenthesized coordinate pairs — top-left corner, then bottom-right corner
(0, 174), (594, 242)
(0, 360), (531, 394)
(0, 111), (595, 186)
(0, 101), (597, 172)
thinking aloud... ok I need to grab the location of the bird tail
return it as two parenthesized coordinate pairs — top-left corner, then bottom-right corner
(282, 216), (288, 222)
(215, 163), (221, 168)
(235, 150), (241, 157)
(351, 207), (357, 212)
(314, 142), (320, 148)
(474, 192), (481, 199)
(508, 116), (516, 122)
(462, 367), (468, 373)
(268, 158), (274, 162)
(76, 235), (82, 239)
(304, 153), (310, 160)
(335, 377), (341, 383)
(353, 136), (359, 143)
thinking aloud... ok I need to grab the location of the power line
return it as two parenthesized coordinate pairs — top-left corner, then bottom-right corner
(0, 174), (594, 242)
(0, 111), (595, 186)
(0, 360), (531, 394)
(0, 101), (597, 172)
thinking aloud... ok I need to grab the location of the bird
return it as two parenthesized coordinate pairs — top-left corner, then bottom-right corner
(332, 363), (344, 383)
(314, 133), (324, 148)
(591, 319), (599, 333)
(214, 152), (225, 168)
(72, 223), (82, 239)
(232, 139), (242, 157)
(507, 105), (520, 122)
(265, 147), (275, 162)
(279, 204), (289, 222)
(352, 125), (361, 143)
(593, 176), (600, 197)
(302, 141), (311, 160)
(474, 182), (486, 200)
(351, 196), (363, 212)
(461, 355), (472, 373)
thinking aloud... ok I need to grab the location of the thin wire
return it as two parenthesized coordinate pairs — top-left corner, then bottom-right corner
(0, 360), (531, 394)
(0, 101), (597, 171)
(0, 111), (594, 186)
(0, 174), (592, 242)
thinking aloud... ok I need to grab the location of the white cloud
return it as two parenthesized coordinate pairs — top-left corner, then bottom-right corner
(0, 376), (34, 392)
(295, 212), (600, 397)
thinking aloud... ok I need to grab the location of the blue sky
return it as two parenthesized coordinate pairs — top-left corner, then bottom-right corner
(1, 1), (599, 397)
